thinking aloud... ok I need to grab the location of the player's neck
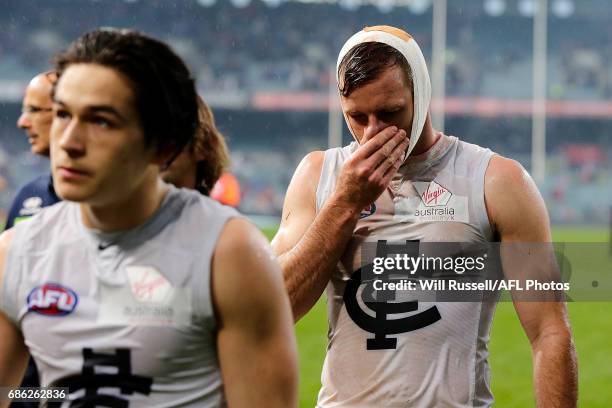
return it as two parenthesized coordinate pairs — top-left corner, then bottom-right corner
(178, 171), (197, 190)
(80, 175), (169, 232)
(407, 114), (439, 156)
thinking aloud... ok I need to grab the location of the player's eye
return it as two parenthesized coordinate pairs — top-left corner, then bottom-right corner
(55, 109), (71, 120)
(91, 116), (114, 128)
(378, 109), (400, 120)
(349, 113), (367, 124)
(22, 106), (49, 114)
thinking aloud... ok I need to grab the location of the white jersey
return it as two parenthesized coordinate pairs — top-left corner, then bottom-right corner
(316, 134), (497, 407)
(1, 186), (238, 407)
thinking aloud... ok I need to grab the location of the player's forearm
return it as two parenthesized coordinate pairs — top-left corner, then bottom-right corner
(532, 331), (578, 408)
(278, 195), (360, 321)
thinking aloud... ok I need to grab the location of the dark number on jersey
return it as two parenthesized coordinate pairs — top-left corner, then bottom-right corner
(343, 240), (441, 350)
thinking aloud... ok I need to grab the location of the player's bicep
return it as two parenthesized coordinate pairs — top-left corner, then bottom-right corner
(271, 151), (323, 256)
(485, 157), (556, 291)
(484, 155), (551, 242)
(212, 219), (298, 408)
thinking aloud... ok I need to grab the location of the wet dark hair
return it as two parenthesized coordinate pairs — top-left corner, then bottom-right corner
(338, 42), (413, 97)
(193, 95), (229, 195)
(53, 28), (198, 159)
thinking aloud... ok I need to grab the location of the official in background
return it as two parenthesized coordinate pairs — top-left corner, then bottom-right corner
(5, 71), (61, 231)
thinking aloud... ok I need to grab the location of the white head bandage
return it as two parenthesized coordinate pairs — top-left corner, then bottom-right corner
(336, 25), (431, 157)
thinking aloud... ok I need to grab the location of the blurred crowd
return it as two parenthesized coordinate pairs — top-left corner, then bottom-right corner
(1, 0), (612, 99)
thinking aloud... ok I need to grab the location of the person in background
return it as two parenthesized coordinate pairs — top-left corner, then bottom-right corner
(5, 71), (61, 231)
(160, 95), (230, 197)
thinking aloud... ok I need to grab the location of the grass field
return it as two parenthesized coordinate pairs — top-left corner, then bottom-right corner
(261, 226), (612, 408)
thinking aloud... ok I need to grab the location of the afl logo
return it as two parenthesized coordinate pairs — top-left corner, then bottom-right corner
(360, 203), (377, 219)
(27, 283), (78, 316)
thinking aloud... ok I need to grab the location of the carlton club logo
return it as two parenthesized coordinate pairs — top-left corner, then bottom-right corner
(27, 283), (79, 316)
(414, 181), (452, 207)
(343, 240), (441, 350)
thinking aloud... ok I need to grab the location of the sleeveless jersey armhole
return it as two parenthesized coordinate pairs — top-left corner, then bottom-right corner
(316, 143), (357, 213)
(316, 149), (337, 213)
(476, 152), (496, 241)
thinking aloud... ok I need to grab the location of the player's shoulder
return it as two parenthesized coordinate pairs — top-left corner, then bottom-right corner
(213, 217), (280, 306)
(215, 217), (266, 257)
(485, 155), (531, 192)
(298, 150), (325, 175)
(284, 150), (324, 202)
(212, 217), (277, 298)
(484, 155), (544, 230)
(284, 150), (323, 194)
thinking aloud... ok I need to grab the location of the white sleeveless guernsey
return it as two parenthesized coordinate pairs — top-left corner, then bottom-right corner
(316, 134), (497, 408)
(1, 186), (238, 407)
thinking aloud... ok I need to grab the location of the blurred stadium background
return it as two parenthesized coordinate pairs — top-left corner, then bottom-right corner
(0, 0), (610, 406)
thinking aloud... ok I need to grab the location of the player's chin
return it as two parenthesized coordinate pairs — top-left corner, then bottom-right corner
(31, 143), (47, 155)
(53, 182), (94, 203)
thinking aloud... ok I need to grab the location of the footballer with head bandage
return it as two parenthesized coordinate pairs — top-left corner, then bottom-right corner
(336, 25), (431, 158)
(272, 25), (577, 407)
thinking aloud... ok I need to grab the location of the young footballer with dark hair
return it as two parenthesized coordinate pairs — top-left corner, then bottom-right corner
(0, 28), (298, 408)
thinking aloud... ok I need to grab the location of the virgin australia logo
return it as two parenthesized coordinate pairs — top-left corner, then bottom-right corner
(414, 181), (452, 207)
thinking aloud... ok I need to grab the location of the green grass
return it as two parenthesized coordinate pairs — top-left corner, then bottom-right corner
(489, 302), (612, 408)
(262, 226), (612, 407)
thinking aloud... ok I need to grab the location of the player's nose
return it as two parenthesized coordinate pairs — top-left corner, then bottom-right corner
(57, 119), (86, 157)
(363, 115), (388, 139)
(17, 112), (31, 129)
